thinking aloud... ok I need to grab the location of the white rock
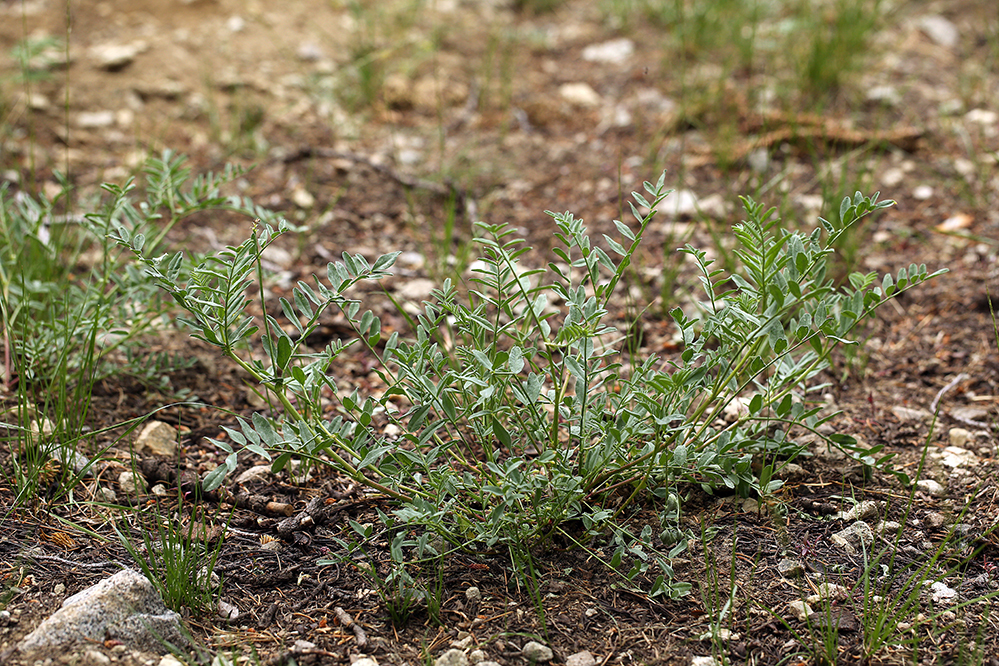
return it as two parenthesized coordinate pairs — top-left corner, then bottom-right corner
(806, 583), (849, 604)
(916, 479), (946, 496)
(297, 42), (324, 62)
(788, 600), (813, 621)
(19, 569), (186, 655)
(912, 185), (934, 200)
(566, 651), (596, 666)
(663, 189), (699, 217)
(352, 658), (379, 666)
(522, 641), (553, 662)
(226, 16), (245, 32)
(117, 471), (146, 496)
(135, 420), (177, 456)
(936, 446), (977, 468)
(691, 658), (719, 666)
(830, 521), (873, 555)
(235, 464), (273, 485)
(918, 15), (959, 48)
(965, 109), (998, 126)
(158, 655), (185, 666)
(83, 650), (110, 665)
(881, 167), (905, 188)
(76, 110), (116, 128)
(468, 650), (488, 664)
(929, 581), (957, 603)
(90, 41), (147, 70)
(891, 405), (930, 423)
(558, 82), (601, 108)
(435, 649), (468, 666)
(465, 586), (482, 602)
(397, 278), (437, 302)
(581, 38), (634, 64)
(261, 244), (294, 269)
(840, 500), (881, 521)
(948, 428), (970, 448)
(866, 85), (900, 106)
(291, 185), (315, 209)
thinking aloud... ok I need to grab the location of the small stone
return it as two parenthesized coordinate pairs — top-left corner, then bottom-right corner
(966, 109), (998, 126)
(581, 38), (634, 64)
(841, 500), (881, 521)
(117, 471), (145, 496)
(690, 658), (719, 666)
(806, 583), (849, 604)
(913, 185), (934, 200)
(226, 16), (245, 32)
(918, 15), (959, 48)
(53, 583), (65, 596)
(929, 581), (957, 603)
(566, 651), (596, 666)
(150, 484), (168, 496)
(866, 85), (900, 106)
(777, 558), (805, 578)
(452, 635), (474, 649)
(435, 649), (468, 666)
(747, 148), (770, 173)
(830, 521), (873, 555)
(924, 512), (947, 528)
(297, 42), (324, 62)
(892, 405), (930, 423)
(96, 486), (117, 503)
(522, 642), (553, 663)
(558, 82), (601, 108)
(397, 278), (437, 302)
(90, 41), (147, 70)
(135, 421), (177, 456)
(76, 110), (116, 128)
(218, 599), (239, 621)
(291, 186), (315, 209)
(465, 587), (482, 602)
(468, 650), (488, 664)
(158, 656), (184, 666)
(788, 600), (813, 621)
(352, 659), (379, 666)
(83, 650), (110, 665)
(916, 479), (946, 496)
(937, 446), (977, 468)
(234, 465), (273, 485)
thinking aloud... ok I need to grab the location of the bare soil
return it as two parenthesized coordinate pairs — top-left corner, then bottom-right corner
(1, 1), (998, 665)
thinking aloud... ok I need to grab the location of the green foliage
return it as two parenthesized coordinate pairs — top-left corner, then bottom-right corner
(115, 494), (227, 615)
(119, 167), (943, 601)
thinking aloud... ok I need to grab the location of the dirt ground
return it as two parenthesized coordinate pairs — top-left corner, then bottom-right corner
(1, 0), (998, 664)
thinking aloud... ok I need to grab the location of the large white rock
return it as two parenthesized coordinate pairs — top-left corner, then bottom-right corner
(19, 569), (187, 655)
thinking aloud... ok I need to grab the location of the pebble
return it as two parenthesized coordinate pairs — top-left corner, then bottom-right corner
(566, 651), (596, 666)
(777, 558), (804, 578)
(581, 38), (634, 64)
(916, 479), (946, 496)
(912, 185), (934, 200)
(558, 83), (601, 108)
(465, 587), (482, 602)
(929, 581), (957, 603)
(135, 420), (177, 456)
(117, 471), (146, 496)
(522, 641), (553, 662)
(435, 649), (468, 666)
(830, 521), (873, 555)
(918, 15), (959, 48)
(788, 600), (813, 621)
(76, 111), (116, 128)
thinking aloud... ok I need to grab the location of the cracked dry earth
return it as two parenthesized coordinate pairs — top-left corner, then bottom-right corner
(1, 0), (999, 664)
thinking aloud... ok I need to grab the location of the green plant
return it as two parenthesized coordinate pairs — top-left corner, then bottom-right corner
(0, 151), (282, 509)
(324, 516), (444, 627)
(116, 170), (943, 599)
(115, 491), (227, 615)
